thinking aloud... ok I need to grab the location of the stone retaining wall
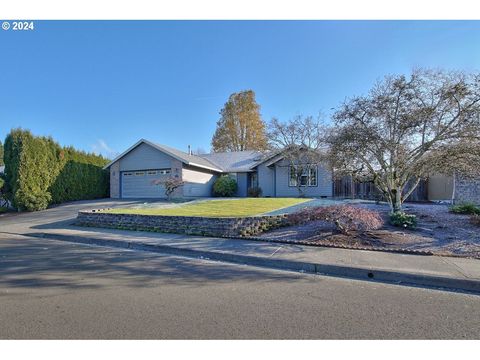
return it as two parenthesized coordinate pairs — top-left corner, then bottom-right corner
(76, 210), (289, 237)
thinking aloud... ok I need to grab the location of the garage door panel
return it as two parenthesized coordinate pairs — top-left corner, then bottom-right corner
(121, 170), (169, 198)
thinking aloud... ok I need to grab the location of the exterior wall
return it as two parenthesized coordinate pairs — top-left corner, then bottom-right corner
(109, 162), (120, 198)
(236, 172), (249, 197)
(455, 176), (480, 205)
(274, 160), (332, 197)
(428, 174), (453, 201)
(182, 165), (217, 197)
(119, 142), (173, 171)
(257, 163), (275, 197)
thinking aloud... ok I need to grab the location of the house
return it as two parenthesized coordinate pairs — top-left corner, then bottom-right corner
(103, 138), (480, 203)
(103, 139), (333, 199)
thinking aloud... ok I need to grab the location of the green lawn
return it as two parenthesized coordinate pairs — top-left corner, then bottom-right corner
(105, 198), (310, 217)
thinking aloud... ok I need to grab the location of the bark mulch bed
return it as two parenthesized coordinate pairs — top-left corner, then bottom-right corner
(256, 203), (480, 259)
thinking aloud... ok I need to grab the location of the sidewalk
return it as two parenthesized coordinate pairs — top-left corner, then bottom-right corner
(23, 224), (480, 294)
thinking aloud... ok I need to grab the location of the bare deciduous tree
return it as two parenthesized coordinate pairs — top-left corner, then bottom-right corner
(328, 69), (480, 213)
(267, 115), (328, 197)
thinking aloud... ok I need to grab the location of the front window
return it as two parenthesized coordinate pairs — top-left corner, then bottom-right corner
(289, 165), (317, 187)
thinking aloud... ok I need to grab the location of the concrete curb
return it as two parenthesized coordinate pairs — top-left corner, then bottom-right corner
(27, 232), (480, 295)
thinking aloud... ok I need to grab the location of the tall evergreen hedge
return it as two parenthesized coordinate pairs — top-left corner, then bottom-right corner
(0, 140), (4, 166)
(3, 129), (109, 211)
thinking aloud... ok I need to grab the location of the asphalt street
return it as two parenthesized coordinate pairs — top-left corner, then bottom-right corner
(1, 234), (479, 339)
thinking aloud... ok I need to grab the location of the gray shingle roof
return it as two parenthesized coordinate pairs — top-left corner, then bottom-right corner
(199, 150), (265, 172)
(151, 142), (222, 171)
(103, 139), (272, 173)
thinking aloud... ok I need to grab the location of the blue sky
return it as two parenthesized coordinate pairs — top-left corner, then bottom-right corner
(1, 20), (479, 158)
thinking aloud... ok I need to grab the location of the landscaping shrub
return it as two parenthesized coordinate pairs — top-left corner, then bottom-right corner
(49, 146), (109, 204)
(389, 212), (417, 229)
(154, 176), (184, 199)
(288, 205), (383, 234)
(450, 202), (480, 215)
(213, 175), (237, 197)
(247, 186), (262, 197)
(3, 129), (109, 211)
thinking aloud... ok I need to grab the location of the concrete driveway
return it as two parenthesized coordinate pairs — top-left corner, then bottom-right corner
(0, 198), (146, 234)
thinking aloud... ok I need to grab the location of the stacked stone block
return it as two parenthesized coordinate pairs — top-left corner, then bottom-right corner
(76, 210), (289, 237)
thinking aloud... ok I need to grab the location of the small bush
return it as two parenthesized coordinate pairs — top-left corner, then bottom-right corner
(154, 177), (184, 199)
(470, 215), (480, 227)
(213, 175), (237, 197)
(288, 205), (383, 234)
(247, 186), (262, 197)
(389, 212), (417, 229)
(450, 202), (480, 215)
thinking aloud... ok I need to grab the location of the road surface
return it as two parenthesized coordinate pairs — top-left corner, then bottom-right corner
(0, 234), (479, 339)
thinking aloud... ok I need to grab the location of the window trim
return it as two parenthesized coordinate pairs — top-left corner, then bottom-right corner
(288, 165), (318, 187)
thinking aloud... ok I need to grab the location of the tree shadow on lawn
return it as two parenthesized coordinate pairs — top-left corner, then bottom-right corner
(0, 236), (306, 292)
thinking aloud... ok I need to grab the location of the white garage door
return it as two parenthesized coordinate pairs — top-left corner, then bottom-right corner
(121, 169), (170, 198)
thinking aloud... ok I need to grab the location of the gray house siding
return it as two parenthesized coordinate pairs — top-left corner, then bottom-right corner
(257, 163), (275, 197)
(274, 160), (332, 197)
(236, 172), (249, 197)
(119, 142), (173, 171)
(182, 165), (217, 197)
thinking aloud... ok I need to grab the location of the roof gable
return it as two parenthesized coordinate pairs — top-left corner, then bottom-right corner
(103, 139), (222, 172)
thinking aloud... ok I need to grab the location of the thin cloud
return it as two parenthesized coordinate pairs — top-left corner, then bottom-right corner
(91, 139), (118, 159)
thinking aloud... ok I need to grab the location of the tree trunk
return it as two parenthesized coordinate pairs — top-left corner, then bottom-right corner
(296, 185), (305, 198)
(390, 187), (403, 213)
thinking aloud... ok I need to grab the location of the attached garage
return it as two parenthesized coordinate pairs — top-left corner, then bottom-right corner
(121, 169), (170, 198)
(104, 139), (224, 199)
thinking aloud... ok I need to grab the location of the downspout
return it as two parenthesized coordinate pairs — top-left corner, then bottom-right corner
(451, 171), (456, 204)
(273, 165), (277, 197)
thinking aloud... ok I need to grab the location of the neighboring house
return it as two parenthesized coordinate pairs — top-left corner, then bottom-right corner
(0, 166), (4, 174)
(453, 175), (480, 205)
(103, 139), (333, 199)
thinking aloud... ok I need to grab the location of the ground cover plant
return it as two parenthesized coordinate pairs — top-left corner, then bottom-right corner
(389, 211), (418, 229)
(288, 205), (383, 234)
(450, 202), (480, 215)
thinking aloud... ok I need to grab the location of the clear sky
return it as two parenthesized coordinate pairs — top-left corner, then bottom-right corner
(1, 20), (479, 158)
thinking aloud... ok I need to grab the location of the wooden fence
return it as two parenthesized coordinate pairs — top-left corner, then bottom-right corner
(333, 176), (428, 202)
